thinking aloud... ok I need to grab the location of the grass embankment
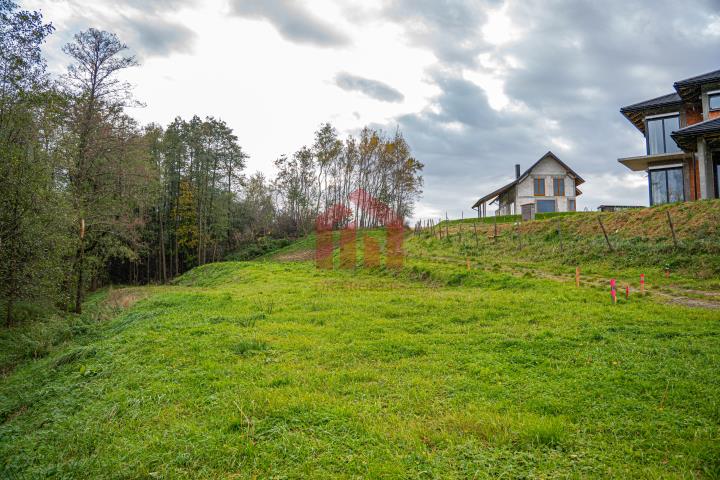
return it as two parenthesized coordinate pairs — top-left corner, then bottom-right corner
(424, 200), (720, 282)
(1, 247), (720, 477)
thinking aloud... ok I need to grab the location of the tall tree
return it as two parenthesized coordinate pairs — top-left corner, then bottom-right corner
(62, 28), (140, 313)
(0, 1), (64, 326)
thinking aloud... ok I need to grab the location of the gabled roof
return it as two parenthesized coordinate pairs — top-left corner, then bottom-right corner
(472, 151), (584, 209)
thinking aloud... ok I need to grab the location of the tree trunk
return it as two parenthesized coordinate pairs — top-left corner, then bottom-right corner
(74, 239), (84, 314)
(159, 213), (167, 283)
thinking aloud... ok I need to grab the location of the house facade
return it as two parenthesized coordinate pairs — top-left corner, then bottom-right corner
(472, 151), (584, 220)
(618, 69), (720, 205)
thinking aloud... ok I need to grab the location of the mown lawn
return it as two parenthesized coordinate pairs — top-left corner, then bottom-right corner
(1, 260), (719, 478)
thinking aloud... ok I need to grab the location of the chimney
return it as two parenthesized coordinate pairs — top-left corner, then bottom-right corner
(515, 164), (520, 179)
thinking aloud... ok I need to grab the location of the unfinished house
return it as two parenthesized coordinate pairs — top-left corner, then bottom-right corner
(472, 151), (584, 220)
(619, 69), (720, 205)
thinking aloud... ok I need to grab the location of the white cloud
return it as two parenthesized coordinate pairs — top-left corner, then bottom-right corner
(24, 0), (718, 220)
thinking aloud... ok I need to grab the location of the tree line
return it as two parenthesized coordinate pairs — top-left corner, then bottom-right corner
(0, 1), (423, 326)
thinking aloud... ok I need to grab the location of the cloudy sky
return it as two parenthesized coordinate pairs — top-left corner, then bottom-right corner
(23, 0), (720, 219)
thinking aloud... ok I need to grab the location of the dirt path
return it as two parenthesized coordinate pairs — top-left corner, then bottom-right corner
(273, 248), (314, 262)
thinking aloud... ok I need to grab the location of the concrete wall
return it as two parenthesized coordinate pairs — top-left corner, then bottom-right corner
(515, 156), (578, 213)
(696, 138), (716, 199)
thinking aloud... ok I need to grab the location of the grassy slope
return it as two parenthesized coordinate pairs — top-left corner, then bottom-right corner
(1, 251), (719, 477)
(422, 200), (720, 282)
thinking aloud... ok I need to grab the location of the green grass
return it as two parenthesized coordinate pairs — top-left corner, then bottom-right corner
(1, 254), (719, 478)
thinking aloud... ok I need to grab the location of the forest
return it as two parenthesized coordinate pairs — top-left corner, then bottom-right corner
(0, 1), (424, 325)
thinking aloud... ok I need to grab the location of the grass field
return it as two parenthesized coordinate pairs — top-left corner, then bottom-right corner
(2, 239), (720, 478)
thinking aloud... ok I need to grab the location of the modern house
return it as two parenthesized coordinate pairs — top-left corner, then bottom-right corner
(619, 69), (720, 205)
(472, 151), (584, 220)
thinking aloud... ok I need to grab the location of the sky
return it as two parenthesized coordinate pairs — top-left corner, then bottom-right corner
(22, 0), (720, 220)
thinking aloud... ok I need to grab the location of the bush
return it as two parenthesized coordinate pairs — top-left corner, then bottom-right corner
(225, 237), (292, 261)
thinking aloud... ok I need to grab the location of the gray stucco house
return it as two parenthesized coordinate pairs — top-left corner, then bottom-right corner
(472, 151), (584, 220)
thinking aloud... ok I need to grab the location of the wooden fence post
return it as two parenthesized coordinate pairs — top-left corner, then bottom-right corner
(666, 210), (678, 248)
(445, 212), (449, 240)
(575, 266), (580, 287)
(597, 216), (614, 252)
(459, 211), (463, 245)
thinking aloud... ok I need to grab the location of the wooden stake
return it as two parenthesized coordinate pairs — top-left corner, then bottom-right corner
(640, 273), (645, 295)
(466, 256), (470, 271)
(80, 218), (85, 240)
(575, 266), (580, 287)
(597, 216), (613, 251)
(625, 285), (629, 299)
(459, 211), (463, 244)
(445, 212), (449, 240)
(666, 210), (678, 248)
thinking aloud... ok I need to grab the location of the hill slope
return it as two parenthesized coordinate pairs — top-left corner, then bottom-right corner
(1, 253), (719, 477)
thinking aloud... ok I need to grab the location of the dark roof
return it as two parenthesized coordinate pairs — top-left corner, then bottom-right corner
(674, 69), (720, 102)
(620, 68), (720, 133)
(472, 151), (585, 209)
(620, 93), (683, 133)
(673, 117), (720, 136)
(674, 69), (720, 88)
(620, 92), (682, 113)
(670, 117), (720, 151)
(472, 180), (516, 208)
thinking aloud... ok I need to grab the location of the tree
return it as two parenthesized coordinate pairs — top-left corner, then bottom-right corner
(0, 1), (65, 326)
(62, 28), (140, 313)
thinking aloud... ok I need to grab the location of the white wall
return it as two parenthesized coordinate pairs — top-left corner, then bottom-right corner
(515, 156), (578, 213)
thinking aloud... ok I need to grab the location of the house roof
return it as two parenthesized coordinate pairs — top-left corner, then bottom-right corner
(674, 69), (720, 88)
(674, 68), (720, 102)
(620, 92), (683, 133)
(620, 92), (682, 113)
(670, 117), (720, 151)
(472, 151), (585, 209)
(620, 69), (720, 132)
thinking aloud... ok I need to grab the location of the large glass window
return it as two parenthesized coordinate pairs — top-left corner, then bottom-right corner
(710, 93), (720, 111)
(534, 178), (545, 196)
(646, 115), (681, 155)
(649, 167), (685, 205)
(536, 199), (556, 213)
(553, 178), (565, 196)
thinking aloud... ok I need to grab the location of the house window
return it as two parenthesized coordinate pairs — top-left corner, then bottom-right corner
(710, 93), (720, 111)
(568, 199), (576, 211)
(646, 115), (681, 155)
(553, 178), (565, 196)
(536, 199), (555, 213)
(534, 178), (545, 196)
(649, 167), (684, 205)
